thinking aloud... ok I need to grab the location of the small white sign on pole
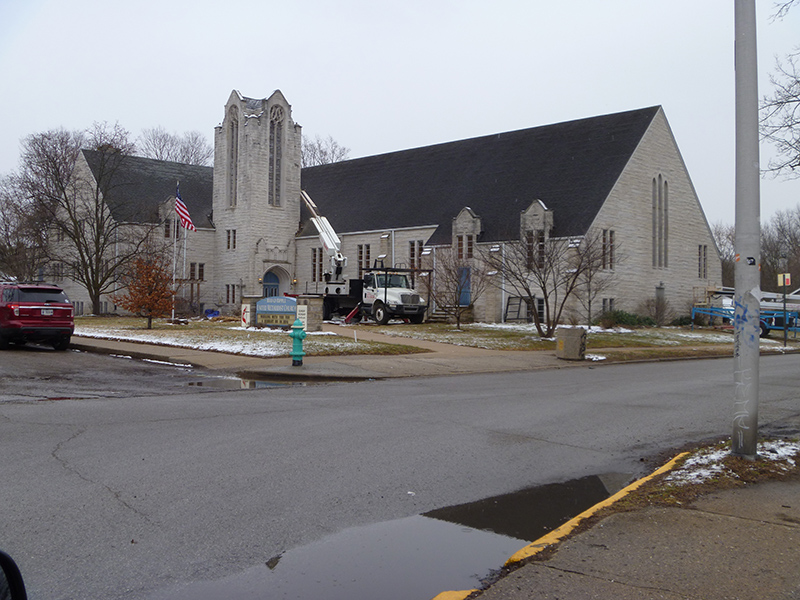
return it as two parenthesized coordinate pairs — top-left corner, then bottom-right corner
(296, 304), (308, 330)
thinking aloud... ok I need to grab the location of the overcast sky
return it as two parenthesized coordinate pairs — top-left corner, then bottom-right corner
(1, 0), (798, 226)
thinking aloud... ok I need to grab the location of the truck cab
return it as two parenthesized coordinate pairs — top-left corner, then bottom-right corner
(361, 268), (427, 325)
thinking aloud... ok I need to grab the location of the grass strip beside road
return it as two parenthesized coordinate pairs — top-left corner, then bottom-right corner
(74, 316), (426, 358)
(75, 316), (799, 360)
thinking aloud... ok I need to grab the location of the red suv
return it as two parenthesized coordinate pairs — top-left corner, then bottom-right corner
(0, 282), (74, 350)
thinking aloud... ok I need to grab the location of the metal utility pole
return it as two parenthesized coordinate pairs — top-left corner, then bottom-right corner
(732, 0), (761, 459)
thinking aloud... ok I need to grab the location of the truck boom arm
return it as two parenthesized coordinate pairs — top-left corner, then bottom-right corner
(301, 190), (347, 280)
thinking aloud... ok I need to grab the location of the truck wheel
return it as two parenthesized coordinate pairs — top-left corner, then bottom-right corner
(409, 313), (425, 324)
(0, 335), (8, 350)
(759, 322), (770, 338)
(373, 302), (390, 325)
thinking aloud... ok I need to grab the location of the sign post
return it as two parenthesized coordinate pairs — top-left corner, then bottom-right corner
(779, 273), (791, 347)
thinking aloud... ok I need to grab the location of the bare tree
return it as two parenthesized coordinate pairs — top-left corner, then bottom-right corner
(759, 205), (800, 293)
(761, 50), (800, 178)
(420, 248), (490, 329)
(481, 232), (603, 337)
(711, 221), (736, 288)
(772, 0), (799, 19)
(0, 175), (49, 280)
(717, 210), (800, 293)
(573, 229), (621, 326)
(138, 127), (213, 166)
(301, 134), (350, 168)
(17, 122), (157, 314)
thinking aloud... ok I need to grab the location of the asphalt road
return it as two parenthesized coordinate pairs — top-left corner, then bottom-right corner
(1, 351), (799, 599)
(0, 345), (244, 401)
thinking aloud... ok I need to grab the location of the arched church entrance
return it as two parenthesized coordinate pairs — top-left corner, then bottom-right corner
(263, 272), (279, 297)
(262, 267), (290, 298)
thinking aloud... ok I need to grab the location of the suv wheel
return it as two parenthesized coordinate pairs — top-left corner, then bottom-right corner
(51, 335), (71, 351)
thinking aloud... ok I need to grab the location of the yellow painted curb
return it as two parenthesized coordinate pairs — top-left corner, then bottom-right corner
(429, 590), (478, 600)
(505, 452), (689, 566)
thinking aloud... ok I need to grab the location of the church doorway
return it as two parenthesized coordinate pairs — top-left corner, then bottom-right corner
(262, 271), (280, 298)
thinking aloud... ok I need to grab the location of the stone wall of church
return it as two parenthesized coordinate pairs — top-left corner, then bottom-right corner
(585, 107), (722, 321)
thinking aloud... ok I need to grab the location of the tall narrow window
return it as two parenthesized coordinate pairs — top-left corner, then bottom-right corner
(602, 229), (615, 270)
(663, 180), (669, 267)
(466, 235), (474, 259)
(226, 230), (237, 250)
(228, 108), (238, 207)
(535, 230), (545, 269)
(312, 248), (324, 282)
(198, 263), (205, 281)
(698, 245), (708, 279)
(409, 240), (425, 269)
(525, 230), (534, 270)
(358, 244), (371, 277)
(525, 230), (545, 270)
(189, 263), (196, 280)
(457, 235), (464, 259)
(652, 175), (668, 268)
(268, 105), (284, 207)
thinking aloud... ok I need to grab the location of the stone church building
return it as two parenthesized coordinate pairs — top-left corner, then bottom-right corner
(62, 89), (722, 323)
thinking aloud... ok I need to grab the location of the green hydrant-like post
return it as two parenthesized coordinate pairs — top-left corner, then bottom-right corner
(289, 318), (307, 367)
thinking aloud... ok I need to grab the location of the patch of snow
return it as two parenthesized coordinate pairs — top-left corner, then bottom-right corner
(665, 440), (800, 486)
(585, 354), (607, 361)
(143, 359), (193, 368)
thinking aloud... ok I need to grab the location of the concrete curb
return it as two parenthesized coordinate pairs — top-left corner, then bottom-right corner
(69, 340), (200, 366)
(430, 452), (690, 600)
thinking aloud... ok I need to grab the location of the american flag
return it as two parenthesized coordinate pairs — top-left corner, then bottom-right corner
(175, 184), (196, 231)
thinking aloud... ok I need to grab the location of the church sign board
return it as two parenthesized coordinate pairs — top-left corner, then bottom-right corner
(256, 296), (297, 327)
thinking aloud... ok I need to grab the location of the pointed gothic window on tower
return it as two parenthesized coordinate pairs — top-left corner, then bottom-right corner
(228, 108), (239, 207)
(269, 105), (284, 207)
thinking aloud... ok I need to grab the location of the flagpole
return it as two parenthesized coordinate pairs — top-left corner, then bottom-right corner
(172, 182), (178, 320)
(173, 180), (196, 319)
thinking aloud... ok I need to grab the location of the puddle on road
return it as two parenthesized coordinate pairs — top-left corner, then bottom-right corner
(424, 473), (631, 543)
(147, 473), (631, 600)
(186, 377), (306, 390)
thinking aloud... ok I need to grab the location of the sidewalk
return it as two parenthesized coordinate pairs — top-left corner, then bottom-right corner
(469, 475), (800, 600)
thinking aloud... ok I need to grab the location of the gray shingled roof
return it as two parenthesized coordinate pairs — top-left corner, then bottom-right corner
(82, 150), (214, 228)
(301, 106), (660, 244)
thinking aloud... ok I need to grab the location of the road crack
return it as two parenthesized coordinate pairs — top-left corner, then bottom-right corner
(51, 427), (153, 522)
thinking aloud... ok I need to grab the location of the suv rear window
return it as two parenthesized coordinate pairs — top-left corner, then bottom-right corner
(12, 287), (71, 303)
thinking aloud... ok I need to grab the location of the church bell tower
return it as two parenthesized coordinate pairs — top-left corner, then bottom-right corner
(212, 90), (302, 311)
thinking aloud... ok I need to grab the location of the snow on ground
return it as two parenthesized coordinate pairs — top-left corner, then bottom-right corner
(664, 440), (800, 486)
(74, 325), (343, 358)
